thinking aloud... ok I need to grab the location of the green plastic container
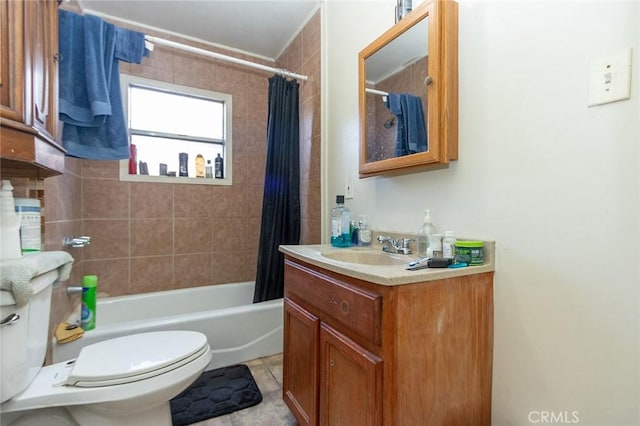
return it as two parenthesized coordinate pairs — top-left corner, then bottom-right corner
(81, 275), (97, 330)
(455, 241), (484, 265)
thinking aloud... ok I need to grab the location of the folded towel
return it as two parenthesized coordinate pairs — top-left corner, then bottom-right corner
(115, 26), (147, 63)
(55, 322), (85, 344)
(0, 252), (74, 307)
(58, 11), (149, 160)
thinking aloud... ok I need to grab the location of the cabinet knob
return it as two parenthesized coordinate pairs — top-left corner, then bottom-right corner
(329, 359), (334, 367)
(53, 53), (63, 63)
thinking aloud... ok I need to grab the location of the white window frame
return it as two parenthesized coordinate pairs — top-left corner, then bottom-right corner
(119, 74), (233, 185)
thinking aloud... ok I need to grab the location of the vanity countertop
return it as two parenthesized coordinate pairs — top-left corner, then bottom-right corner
(279, 241), (495, 286)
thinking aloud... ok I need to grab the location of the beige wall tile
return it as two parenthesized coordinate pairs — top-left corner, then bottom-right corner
(211, 217), (247, 252)
(82, 219), (130, 259)
(131, 218), (173, 256)
(175, 218), (211, 254)
(44, 172), (81, 221)
(174, 253), (212, 287)
(81, 159), (120, 179)
(130, 256), (174, 292)
(131, 183), (173, 218)
(212, 250), (249, 284)
(82, 178), (129, 219)
(83, 258), (130, 297)
(173, 185), (213, 218)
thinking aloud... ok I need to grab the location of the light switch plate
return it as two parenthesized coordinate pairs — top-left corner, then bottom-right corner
(588, 48), (632, 107)
(345, 176), (354, 199)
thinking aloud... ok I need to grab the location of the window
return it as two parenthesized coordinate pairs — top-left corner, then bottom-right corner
(119, 75), (232, 185)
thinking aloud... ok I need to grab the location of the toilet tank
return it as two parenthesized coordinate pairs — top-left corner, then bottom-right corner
(1, 269), (57, 403)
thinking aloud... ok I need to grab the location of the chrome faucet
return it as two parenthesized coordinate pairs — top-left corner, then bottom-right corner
(377, 236), (413, 255)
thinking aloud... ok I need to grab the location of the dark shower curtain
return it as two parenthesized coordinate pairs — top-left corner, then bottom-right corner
(253, 75), (301, 303)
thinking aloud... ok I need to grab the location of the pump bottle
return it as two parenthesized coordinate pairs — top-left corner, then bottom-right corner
(417, 209), (437, 258)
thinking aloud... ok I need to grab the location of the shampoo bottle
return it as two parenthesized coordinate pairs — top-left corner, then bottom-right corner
(215, 153), (224, 179)
(81, 275), (98, 330)
(417, 209), (437, 258)
(195, 154), (205, 178)
(0, 180), (22, 260)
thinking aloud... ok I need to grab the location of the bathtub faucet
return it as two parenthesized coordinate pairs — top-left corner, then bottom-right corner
(377, 236), (413, 255)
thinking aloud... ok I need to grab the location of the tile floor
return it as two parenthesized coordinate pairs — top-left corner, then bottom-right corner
(188, 353), (298, 426)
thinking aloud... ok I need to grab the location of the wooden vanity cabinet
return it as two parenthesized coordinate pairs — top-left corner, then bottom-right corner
(1, 0), (65, 178)
(283, 256), (494, 426)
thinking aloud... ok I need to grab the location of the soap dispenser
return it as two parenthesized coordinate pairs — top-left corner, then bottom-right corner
(0, 180), (23, 260)
(417, 209), (437, 258)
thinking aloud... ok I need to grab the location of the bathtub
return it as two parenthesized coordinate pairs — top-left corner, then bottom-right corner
(52, 281), (283, 370)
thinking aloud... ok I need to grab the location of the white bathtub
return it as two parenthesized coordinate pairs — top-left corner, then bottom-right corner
(52, 281), (283, 370)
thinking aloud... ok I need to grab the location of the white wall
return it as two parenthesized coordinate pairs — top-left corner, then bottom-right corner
(323, 1), (639, 424)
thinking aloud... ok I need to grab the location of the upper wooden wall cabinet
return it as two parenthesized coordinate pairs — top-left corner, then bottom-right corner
(1, 0), (65, 178)
(359, 0), (458, 178)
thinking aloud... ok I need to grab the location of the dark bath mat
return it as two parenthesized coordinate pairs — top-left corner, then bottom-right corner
(170, 364), (263, 426)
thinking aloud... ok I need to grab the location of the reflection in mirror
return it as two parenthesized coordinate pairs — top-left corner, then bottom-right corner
(364, 15), (428, 163)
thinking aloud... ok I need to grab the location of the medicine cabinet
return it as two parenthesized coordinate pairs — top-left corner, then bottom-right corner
(358, 0), (458, 178)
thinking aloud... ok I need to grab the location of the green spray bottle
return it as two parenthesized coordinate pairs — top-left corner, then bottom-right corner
(81, 275), (97, 330)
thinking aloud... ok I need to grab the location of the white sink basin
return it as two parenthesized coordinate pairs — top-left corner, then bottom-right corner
(320, 249), (408, 266)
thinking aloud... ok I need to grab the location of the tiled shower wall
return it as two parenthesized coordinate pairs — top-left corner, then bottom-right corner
(278, 11), (322, 246)
(44, 11), (321, 337)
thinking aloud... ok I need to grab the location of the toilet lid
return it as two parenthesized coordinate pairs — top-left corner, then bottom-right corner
(65, 331), (208, 387)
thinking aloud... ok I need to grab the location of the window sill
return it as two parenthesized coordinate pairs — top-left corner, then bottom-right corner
(119, 161), (231, 185)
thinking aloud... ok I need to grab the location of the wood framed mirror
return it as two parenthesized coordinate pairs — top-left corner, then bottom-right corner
(358, 0), (458, 178)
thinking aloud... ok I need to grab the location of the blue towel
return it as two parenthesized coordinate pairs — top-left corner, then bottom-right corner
(385, 93), (428, 157)
(115, 26), (148, 62)
(58, 10), (114, 126)
(58, 11), (147, 160)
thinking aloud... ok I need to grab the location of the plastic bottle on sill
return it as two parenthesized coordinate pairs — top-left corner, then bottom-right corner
(195, 154), (205, 178)
(215, 153), (224, 179)
(205, 159), (213, 178)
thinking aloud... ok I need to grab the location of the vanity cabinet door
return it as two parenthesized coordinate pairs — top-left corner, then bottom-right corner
(283, 298), (320, 426)
(319, 324), (383, 426)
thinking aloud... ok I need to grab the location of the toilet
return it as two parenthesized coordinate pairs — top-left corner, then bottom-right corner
(0, 258), (212, 426)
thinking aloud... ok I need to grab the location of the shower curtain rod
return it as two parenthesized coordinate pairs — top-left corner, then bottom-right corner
(366, 88), (389, 96)
(144, 35), (309, 81)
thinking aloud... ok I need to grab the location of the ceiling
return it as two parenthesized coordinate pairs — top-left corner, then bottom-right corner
(72, 0), (323, 60)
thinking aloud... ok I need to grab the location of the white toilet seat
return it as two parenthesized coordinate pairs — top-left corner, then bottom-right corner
(59, 331), (207, 387)
(1, 330), (212, 414)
